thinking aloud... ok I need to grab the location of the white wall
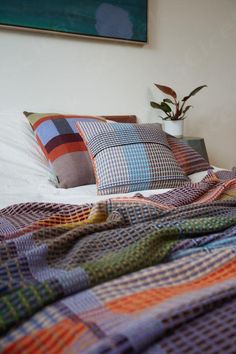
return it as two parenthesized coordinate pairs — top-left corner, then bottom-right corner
(0, 0), (235, 168)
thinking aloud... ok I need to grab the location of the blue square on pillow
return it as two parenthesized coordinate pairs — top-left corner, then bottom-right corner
(36, 120), (59, 145)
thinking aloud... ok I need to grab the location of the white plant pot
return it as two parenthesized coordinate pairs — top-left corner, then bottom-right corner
(163, 120), (184, 138)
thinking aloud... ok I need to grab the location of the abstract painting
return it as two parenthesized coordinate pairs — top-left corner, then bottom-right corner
(0, 0), (148, 44)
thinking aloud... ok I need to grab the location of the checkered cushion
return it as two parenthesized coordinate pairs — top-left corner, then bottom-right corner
(166, 134), (211, 175)
(76, 122), (189, 195)
(24, 112), (106, 188)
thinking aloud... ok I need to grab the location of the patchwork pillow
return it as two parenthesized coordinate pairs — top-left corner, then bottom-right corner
(24, 112), (106, 188)
(166, 134), (211, 175)
(106, 121), (210, 175)
(76, 121), (189, 195)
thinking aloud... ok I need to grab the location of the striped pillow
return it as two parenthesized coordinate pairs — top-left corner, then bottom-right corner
(24, 112), (106, 188)
(76, 121), (189, 195)
(166, 134), (211, 175)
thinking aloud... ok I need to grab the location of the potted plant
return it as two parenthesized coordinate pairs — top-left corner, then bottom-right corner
(150, 84), (207, 137)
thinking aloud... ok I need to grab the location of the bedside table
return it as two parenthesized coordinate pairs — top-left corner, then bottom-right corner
(180, 136), (209, 162)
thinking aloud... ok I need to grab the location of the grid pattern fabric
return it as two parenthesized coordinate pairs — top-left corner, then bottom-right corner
(146, 296), (236, 354)
(0, 170), (236, 353)
(24, 111), (106, 188)
(167, 133), (211, 175)
(76, 122), (189, 195)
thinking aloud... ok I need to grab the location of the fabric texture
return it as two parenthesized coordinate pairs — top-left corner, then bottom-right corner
(0, 170), (236, 353)
(166, 133), (211, 175)
(76, 121), (189, 195)
(24, 112), (106, 188)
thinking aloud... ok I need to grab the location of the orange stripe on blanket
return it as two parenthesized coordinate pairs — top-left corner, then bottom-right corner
(107, 257), (236, 314)
(30, 208), (92, 230)
(195, 179), (236, 204)
(3, 319), (91, 354)
(13, 207), (93, 236)
(48, 142), (87, 162)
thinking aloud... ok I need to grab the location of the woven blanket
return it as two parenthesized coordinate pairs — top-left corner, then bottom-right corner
(1, 169), (236, 353)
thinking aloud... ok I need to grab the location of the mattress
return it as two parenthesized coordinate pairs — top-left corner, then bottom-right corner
(0, 112), (220, 209)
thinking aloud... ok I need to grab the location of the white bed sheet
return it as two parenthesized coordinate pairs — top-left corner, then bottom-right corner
(0, 112), (221, 209)
(0, 172), (206, 208)
(0, 169), (215, 210)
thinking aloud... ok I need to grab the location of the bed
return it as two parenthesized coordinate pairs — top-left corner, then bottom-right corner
(0, 112), (236, 353)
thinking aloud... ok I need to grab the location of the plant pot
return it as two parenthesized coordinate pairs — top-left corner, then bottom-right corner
(163, 120), (184, 138)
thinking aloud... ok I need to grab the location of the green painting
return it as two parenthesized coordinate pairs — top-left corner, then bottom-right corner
(0, 0), (148, 43)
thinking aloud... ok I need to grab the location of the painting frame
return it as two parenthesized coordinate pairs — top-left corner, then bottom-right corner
(0, 0), (148, 45)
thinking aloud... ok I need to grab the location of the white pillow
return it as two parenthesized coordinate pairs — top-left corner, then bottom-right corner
(0, 112), (57, 192)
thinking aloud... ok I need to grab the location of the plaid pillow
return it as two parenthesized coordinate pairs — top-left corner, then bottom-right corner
(166, 134), (211, 175)
(24, 112), (106, 188)
(76, 121), (189, 195)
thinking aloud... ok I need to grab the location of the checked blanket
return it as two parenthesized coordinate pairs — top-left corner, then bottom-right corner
(1, 169), (236, 353)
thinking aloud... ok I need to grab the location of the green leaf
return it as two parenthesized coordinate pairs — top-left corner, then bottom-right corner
(163, 98), (174, 104)
(183, 105), (192, 114)
(160, 102), (172, 113)
(182, 85), (207, 102)
(150, 101), (162, 109)
(154, 84), (177, 99)
(150, 101), (172, 115)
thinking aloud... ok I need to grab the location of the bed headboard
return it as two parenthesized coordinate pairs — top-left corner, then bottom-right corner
(103, 115), (137, 123)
